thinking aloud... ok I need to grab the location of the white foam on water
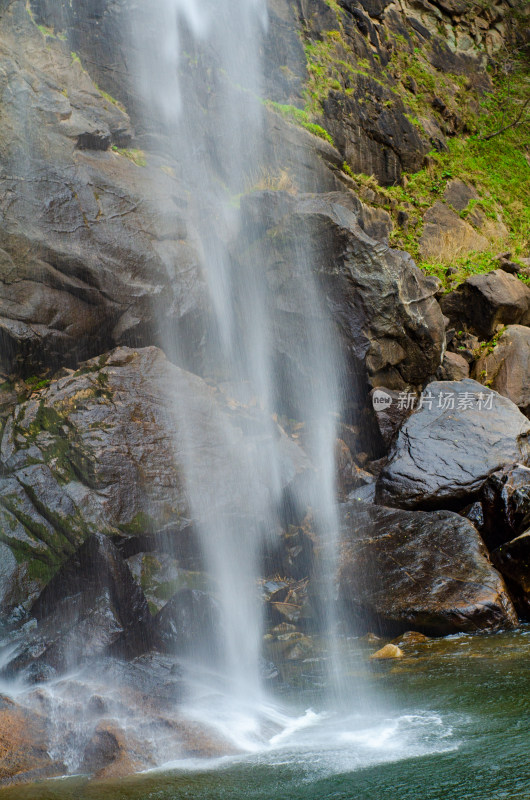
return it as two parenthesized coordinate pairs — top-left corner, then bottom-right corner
(155, 702), (461, 780)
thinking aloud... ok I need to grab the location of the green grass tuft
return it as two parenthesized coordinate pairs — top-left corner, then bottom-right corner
(111, 146), (147, 167)
(265, 102), (335, 145)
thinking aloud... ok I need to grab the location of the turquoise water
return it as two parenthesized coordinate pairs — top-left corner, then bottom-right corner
(1, 628), (529, 800)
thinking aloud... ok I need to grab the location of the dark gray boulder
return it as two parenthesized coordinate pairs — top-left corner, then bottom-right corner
(241, 191), (445, 398)
(0, 347), (309, 613)
(377, 379), (530, 509)
(480, 464), (530, 550)
(491, 532), (530, 619)
(441, 271), (530, 339)
(153, 589), (220, 659)
(370, 387), (414, 447)
(2, 534), (154, 679)
(338, 500), (518, 635)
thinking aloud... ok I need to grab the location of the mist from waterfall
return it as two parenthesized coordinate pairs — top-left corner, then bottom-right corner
(130, 0), (345, 742)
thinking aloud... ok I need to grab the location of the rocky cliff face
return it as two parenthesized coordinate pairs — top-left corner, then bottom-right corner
(0, 0), (528, 783)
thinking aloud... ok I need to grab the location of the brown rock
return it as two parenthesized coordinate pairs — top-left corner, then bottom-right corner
(370, 644), (404, 659)
(419, 202), (489, 261)
(498, 260), (522, 275)
(80, 721), (145, 779)
(338, 499), (518, 636)
(443, 179), (479, 212)
(441, 270), (530, 339)
(438, 351), (470, 381)
(0, 696), (61, 785)
(392, 631), (430, 647)
(473, 325), (530, 417)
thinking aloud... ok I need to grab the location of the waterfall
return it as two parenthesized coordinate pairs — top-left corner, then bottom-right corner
(130, 0), (345, 734)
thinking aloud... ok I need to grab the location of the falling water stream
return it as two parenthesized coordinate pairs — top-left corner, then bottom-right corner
(129, 0), (346, 746)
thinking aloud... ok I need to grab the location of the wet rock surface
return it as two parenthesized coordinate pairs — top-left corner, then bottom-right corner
(0, 346), (309, 613)
(377, 380), (530, 510)
(0, 695), (63, 785)
(0, 2), (208, 375)
(338, 500), (518, 636)
(0, 0), (527, 788)
(480, 465), (530, 550)
(79, 721), (146, 780)
(370, 387), (414, 447)
(491, 532), (530, 619)
(153, 589), (220, 659)
(243, 191), (445, 396)
(1, 534), (155, 681)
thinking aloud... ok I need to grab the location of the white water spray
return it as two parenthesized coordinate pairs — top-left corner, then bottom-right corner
(131, 0), (345, 729)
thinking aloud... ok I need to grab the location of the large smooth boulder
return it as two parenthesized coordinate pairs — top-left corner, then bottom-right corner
(338, 500), (518, 635)
(242, 191), (445, 396)
(377, 379), (530, 509)
(0, 347), (309, 612)
(473, 325), (530, 417)
(441, 270), (530, 339)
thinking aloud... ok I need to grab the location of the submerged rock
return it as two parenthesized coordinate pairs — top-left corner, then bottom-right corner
(370, 644), (404, 659)
(377, 380), (530, 509)
(338, 500), (518, 636)
(392, 631), (430, 648)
